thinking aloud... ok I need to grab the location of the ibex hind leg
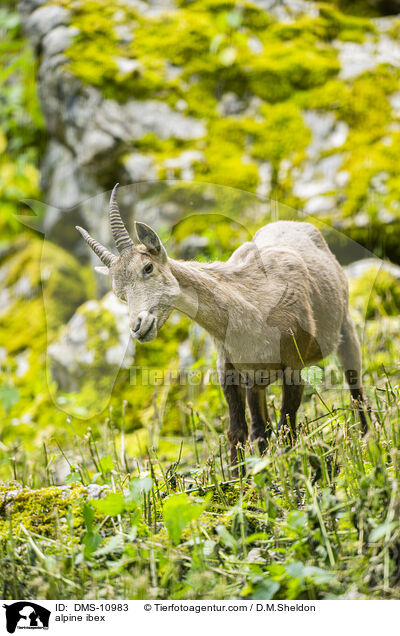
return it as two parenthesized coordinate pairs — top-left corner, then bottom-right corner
(337, 312), (370, 434)
(246, 387), (271, 455)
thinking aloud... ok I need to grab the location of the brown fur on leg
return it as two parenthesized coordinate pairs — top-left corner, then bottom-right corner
(347, 375), (371, 435)
(222, 381), (247, 476)
(338, 313), (370, 434)
(246, 387), (270, 455)
(277, 372), (304, 443)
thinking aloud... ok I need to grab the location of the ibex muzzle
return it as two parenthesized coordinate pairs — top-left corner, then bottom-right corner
(76, 184), (179, 344)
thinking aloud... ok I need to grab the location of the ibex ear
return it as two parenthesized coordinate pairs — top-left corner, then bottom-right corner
(134, 221), (166, 261)
(94, 266), (110, 276)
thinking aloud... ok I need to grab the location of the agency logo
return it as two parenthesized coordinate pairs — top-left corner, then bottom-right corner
(2, 603), (50, 634)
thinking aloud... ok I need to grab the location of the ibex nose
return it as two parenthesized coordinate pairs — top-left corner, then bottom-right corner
(130, 311), (156, 341)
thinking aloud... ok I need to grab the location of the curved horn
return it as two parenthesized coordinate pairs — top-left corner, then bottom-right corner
(109, 183), (135, 252)
(76, 226), (116, 267)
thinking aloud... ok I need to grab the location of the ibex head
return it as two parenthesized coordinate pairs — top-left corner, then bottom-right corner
(76, 184), (180, 342)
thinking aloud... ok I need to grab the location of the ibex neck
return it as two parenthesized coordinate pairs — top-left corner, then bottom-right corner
(169, 258), (247, 344)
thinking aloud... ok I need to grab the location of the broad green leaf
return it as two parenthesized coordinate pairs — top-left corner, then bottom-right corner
(163, 493), (205, 545)
(82, 503), (95, 532)
(93, 534), (124, 556)
(83, 530), (102, 557)
(92, 492), (125, 516)
(99, 455), (114, 473)
(65, 471), (82, 485)
(303, 566), (335, 585)
(369, 521), (397, 542)
(81, 503), (101, 557)
(287, 510), (307, 531)
(286, 561), (335, 585)
(216, 524), (237, 550)
(251, 579), (280, 600)
(286, 561), (306, 581)
(301, 365), (323, 387)
(249, 455), (271, 475)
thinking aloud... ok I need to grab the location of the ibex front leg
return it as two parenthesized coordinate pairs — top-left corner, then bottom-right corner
(225, 384), (247, 477)
(219, 362), (247, 477)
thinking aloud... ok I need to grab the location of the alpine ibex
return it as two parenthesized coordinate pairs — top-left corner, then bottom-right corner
(77, 185), (369, 472)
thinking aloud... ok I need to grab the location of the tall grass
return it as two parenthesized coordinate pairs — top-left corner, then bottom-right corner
(1, 376), (400, 600)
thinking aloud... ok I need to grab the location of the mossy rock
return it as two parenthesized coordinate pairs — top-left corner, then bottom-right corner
(0, 235), (93, 350)
(0, 235), (94, 442)
(47, 292), (135, 417)
(320, 0), (400, 18)
(362, 315), (400, 375)
(347, 260), (400, 376)
(0, 5), (45, 241)
(349, 263), (400, 319)
(57, 0), (400, 260)
(0, 482), (116, 547)
(0, 483), (86, 540)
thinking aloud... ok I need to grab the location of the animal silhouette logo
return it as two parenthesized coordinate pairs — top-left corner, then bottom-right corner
(2, 602), (50, 634)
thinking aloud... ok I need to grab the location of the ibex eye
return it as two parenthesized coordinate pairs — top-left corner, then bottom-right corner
(143, 263), (153, 275)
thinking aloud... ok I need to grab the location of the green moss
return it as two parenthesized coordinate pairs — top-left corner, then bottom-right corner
(0, 237), (94, 445)
(248, 43), (339, 103)
(66, 1), (133, 100)
(47, 295), (134, 421)
(254, 102), (310, 166)
(195, 139), (260, 192)
(130, 103), (309, 191)
(63, 0), (343, 195)
(8, 0), (395, 256)
(350, 267), (400, 319)
(293, 62), (400, 259)
(0, 236), (93, 351)
(319, 0), (382, 18)
(130, 133), (189, 155)
(0, 484), (86, 539)
(317, 4), (375, 39)
(362, 316), (400, 375)
(0, 5), (45, 240)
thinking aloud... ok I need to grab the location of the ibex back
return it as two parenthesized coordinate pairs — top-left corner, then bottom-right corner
(77, 185), (369, 474)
